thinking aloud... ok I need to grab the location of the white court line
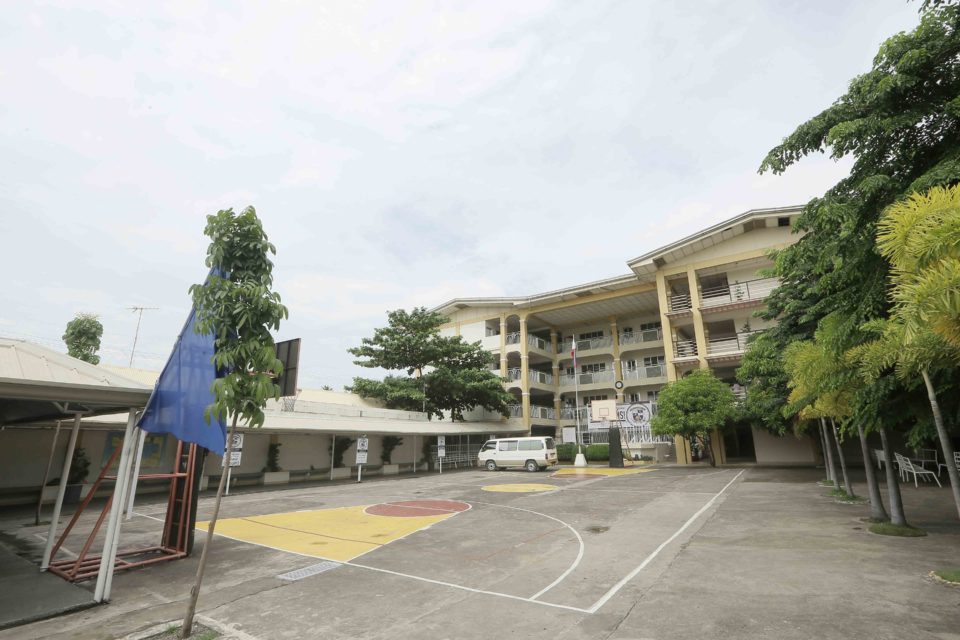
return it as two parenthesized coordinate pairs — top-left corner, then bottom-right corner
(585, 469), (744, 613)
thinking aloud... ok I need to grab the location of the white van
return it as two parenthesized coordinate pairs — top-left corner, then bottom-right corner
(478, 436), (558, 472)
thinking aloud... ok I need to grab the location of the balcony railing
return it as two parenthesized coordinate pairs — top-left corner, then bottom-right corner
(506, 367), (522, 381)
(622, 364), (666, 382)
(706, 331), (760, 356)
(507, 404), (523, 418)
(505, 331), (521, 345)
(700, 277), (779, 308)
(527, 335), (550, 351)
(667, 292), (692, 312)
(530, 405), (556, 420)
(731, 385), (747, 401)
(529, 370), (554, 385)
(559, 336), (613, 353)
(619, 327), (662, 345)
(560, 369), (616, 387)
(673, 339), (698, 358)
(560, 406), (591, 421)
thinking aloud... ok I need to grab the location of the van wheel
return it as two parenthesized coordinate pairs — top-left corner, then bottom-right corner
(486, 460), (498, 471)
(525, 460), (539, 473)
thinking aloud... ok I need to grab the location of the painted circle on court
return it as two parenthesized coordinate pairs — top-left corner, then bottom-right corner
(481, 483), (558, 493)
(365, 499), (471, 517)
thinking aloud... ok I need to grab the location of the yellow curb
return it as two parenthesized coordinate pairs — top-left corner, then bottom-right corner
(481, 483), (559, 493)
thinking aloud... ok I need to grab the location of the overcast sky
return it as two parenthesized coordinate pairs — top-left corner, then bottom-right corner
(0, 1), (922, 389)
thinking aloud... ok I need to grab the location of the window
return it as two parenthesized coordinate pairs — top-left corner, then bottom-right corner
(643, 355), (665, 367)
(565, 367), (575, 376)
(498, 440), (518, 451)
(778, 216), (791, 227)
(519, 440), (543, 451)
(627, 393), (641, 403)
(639, 321), (661, 331)
(647, 391), (659, 402)
(625, 359), (638, 371)
(584, 394), (609, 404)
(621, 326), (633, 334)
(481, 441), (496, 452)
(578, 330), (604, 340)
(544, 437), (555, 450)
(581, 363), (605, 374)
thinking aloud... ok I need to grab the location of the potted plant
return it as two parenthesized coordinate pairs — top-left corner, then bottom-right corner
(381, 436), (403, 475)
(262, 442), (289, 485)
(64, 448), (90, 504)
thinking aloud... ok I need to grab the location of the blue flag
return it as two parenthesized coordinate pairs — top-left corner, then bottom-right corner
(138, 298), (226, 453)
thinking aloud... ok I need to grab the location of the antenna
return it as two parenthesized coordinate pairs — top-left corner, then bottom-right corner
(128, 306), (159, 367)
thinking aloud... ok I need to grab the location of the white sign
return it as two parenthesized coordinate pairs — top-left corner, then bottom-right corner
(589, 402), (653, 430)
(357, 437), (369, 452)
(222, 451), (242, 467)
(437, 435), (445, 458)
(562, 426), (577, 444)
(356, 450), (368, 465)
(229, 433), (244, 451)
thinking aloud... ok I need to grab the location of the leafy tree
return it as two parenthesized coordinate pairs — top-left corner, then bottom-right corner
(332, 437), (355, 468)
(736, 331), (791, 435)
(381, 436), (403, 465)
(348, 307), (513, 421)
(651, 369), (737, 467)
(180, 207), (288, 638)
(62, 313), (103, 364)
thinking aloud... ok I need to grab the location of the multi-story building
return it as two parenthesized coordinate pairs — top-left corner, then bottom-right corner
(432, 206), (818, 466)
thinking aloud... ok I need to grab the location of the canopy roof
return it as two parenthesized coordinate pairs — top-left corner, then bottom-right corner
(0, 339), (152, 426)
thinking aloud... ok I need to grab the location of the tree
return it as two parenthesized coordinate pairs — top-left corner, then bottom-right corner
(180, 207), (288, 638)
(651, 369), (736, 467)
(381, 436), (403, 465)
(736, 331), (791, 436)
(348, 307), (513, 421)
(62, 313), (103, 364)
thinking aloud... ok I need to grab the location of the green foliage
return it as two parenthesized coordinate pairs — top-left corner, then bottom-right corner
(933, 568), (960, 583)
(332, 437), (355, 468)
(651, 370), (737, 441)
(556, 443), (577, 462)
(67, 448), (90, 484)
(585, 444), (610, 462)
(348, 307), (513, 421)
(381, 436), (403, 464)
(868, 522), (927, 537)
(62, 313), (103, 364)
(265, 442), (282, 472)
(736, 331), (791, 435)
(188, 207), (288, 428)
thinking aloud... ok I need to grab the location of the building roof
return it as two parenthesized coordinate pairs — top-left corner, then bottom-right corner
(0, 339), (152, 426)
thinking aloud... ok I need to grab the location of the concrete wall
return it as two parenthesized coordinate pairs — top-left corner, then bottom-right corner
(752, 429), (817, 465)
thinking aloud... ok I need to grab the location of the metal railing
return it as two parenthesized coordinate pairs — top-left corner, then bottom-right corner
(430, 444), (480, 467)
(700, 277), (779, 308)
(619, 327), (662, 345)
(706, 331), (760, 355)
(667, 292), (692, 312)
(530, 405), (556, 420)
(622, 364), (666, 381)
(506, 367), (522, 381)
(529, 369), (554, 385)
(673, 339), (698, 358)
(527, 335), (550, 351)
(560, 406), (591, 421)
(731, 385), (747, 400)
(576, 423), (672, 445)
(560, 369), (616, 386)
(505, 331), (521, 345)
(507, 405), (523, 418)
(559, 335), (613, 353)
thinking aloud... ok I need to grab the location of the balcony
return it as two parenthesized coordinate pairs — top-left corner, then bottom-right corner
(527, 335), (551, 352)
(529, 369), (554, 385)
(560, 369), (616, 387)
(667, 292), (692, 313)
(700, 277), (779, 310)
(619, 327), (663, 346)
(560, 406), (591, 422)
(507, 405), (523, 418)
(529, 405), (556, 420)
(731, 385), (747, 401)
(559, 335), (614, 354)
(505, 331), (521, 346)
(506, 367), (522, 382)
(673, 339), (698, 358)
(622, 364), (666, 383)
(706, 331), (759, 357)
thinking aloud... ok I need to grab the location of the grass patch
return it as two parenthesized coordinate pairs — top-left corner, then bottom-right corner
(933, 568), (960, 584)
(817, 479), (835, 487)
(868, 522), (927, 537)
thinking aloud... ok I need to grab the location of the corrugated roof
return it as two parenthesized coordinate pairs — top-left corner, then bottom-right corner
(0, 340), (148, 388)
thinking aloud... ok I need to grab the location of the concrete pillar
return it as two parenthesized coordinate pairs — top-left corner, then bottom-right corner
(655, 271), (678, 383)
(610, 317), (623, 403)
(686, 268), (709, 370)
(519, 316), (531, 432)
(499, 315), (507, 377)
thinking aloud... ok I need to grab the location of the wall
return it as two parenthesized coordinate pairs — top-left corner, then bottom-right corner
(752, 429), (817, 465)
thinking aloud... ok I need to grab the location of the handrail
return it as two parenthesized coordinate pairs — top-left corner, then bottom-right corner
(622, 364), (666, 381)
(706, 331), (761, 355)
(667, 292), (692, 312)
(506, 367), (522, 381)
(527, 335), (550, 351)
(673, 339), (698, 357)
(529, 370), (554, 384)
(558, 335), (613, 353)
(700, 277), (779, 307)
(530, 405), (556, 419)
(505, 331), (521, 345)
(560, 369), (615, 386)
(619, 327), (662, 345)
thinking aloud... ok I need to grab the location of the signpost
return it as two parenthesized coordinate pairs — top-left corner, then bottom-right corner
(437, 435), (445, 474)
(223, 433), (243, 496)
(356, 436), (368, 483)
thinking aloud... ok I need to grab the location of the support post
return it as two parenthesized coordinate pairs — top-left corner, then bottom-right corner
(42, 414), (81, 569)
(94, 409), (138, 602)
(36, 420), (62, 526)
(125, 428), (147, 520)
(413, 434), (417, 473)
(330, 435), (335, 481)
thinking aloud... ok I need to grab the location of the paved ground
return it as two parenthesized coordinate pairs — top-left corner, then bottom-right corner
(1, 465), (958, 639)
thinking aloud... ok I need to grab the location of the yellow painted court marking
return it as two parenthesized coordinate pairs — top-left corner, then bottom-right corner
(481, 483), (558, 493)
(552, 467), (654, 477)
(198, 504), (457, 562)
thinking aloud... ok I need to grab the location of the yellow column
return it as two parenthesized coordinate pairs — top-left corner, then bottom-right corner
(657, 271), (690, 464)
(519, 315), (531, 432)
(687, 268), (709, 370)
(610, 317), (623, 403)
(550, 330), (561, 420)
(499, 314), (507, 377)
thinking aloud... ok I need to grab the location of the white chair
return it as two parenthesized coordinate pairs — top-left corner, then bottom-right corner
(915, 448), (939, 470)
(873, 449), (885, 470)
(937, 452), (960, 477)
(897, 454), (942, 488)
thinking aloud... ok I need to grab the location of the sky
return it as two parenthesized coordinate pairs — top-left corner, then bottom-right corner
(0, 0), (923, 390)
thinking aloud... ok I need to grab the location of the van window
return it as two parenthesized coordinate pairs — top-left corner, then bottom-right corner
(544, 437), (555, 450)
(481, 441), (496, 452)
(498, 440), (518, 451)
(519, 440), (543, 451)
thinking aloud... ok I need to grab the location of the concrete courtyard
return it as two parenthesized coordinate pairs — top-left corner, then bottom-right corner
(1, 464), (957, 640)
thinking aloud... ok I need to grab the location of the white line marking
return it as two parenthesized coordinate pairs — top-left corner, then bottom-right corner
(586, 469), (744, 613)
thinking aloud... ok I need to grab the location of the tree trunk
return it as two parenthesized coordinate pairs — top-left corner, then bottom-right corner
(830, 418), (854, 497)
(857, 424), (888, 521)
(700, 434), (715, 467)
(818, 422), (833, 483)
(921, 368), (960, 520)
(181, 416), (237, 639)
(879, 426), (907, 526)
(820, 418), (839, 487)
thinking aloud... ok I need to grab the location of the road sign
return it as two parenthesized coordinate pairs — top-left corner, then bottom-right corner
(222, 451), (242, 467)
(356, 450), (368, 465)
(357, 437), (369, 452)
(229, 433), (244, 451)
(437, 435), (445, 458)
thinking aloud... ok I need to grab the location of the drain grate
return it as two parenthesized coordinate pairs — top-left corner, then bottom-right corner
(277, 561), (342, 581)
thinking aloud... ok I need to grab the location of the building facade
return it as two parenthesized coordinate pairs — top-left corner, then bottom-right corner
(433, 206), (818, 466)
